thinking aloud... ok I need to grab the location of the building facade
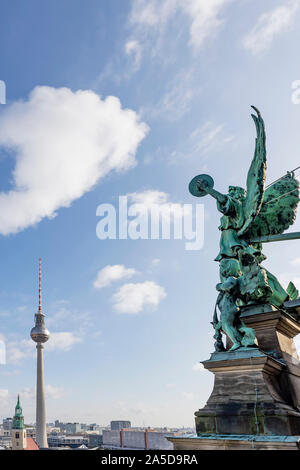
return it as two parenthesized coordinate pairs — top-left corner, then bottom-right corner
(48, 434), (88, 448)
(65, 422), (82, 434)
(110, 420), (131, 431)
(3, 418), (12, 431)
(102, 428), (181, 450)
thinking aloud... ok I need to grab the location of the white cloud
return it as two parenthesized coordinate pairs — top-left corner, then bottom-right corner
(112, 281), (166, 314)
(7, 346), (27, 363)
(166, 383), (175, 389)
(6, 332), (81, 363)
(47, 303), (93, 339)
(6, 339), (35, 364)
(183, 0), (232, 49)
(93, 265), (137, 289)
(192, 362), (205, 371)
(127, 190), (170, 206)
(1, 369), (20, 377)
(47, 332), (82, 352)
(126, 189), (188, 220)
(151, 258), (160, 266)
(160, 82), (194, 119)
(7, 331), (82, 363)
(190, 121), (225, 153)
(167, 121), (233, 164)
(0, 86), (148, 235)
(125, 190), (191, 241)
(0, 389), (9, 400)
(17, 385), (64, 401)
(0, 338), (5, 365)
(291, 257), (300, 265)
(45, 385), (65, 400)
(295, 335), (300, 356)
(144, 69), (197, 121)
(130, 0), (178, 26)
(47, 305), (73, 327)
(243, 0), (300, 55)
(183, 392), (194, 400)
(129, 0), (231, 53)
(20, 387), (35, 401)
(125, 40), (143, 71)
(0, 390), (11, 418)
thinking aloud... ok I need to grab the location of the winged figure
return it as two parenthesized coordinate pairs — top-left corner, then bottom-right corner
(189, 106), (299, 350)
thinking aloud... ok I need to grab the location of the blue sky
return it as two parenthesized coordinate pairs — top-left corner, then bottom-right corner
(0, 0), (300, 427)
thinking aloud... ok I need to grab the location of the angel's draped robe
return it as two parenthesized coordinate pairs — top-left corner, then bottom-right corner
(215, 195), (259, 262)
(215, 195), (288, 305)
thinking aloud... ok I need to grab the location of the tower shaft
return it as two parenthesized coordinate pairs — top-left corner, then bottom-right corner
(35, 343), (48, 448)
(30, 259), (50, 449)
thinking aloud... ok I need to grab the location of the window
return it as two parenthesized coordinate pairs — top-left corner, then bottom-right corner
(15, 433), (19, 439)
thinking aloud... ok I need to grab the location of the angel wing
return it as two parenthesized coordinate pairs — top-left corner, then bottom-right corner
(244, 173), (299, 238)
(237, 106), (267, 237)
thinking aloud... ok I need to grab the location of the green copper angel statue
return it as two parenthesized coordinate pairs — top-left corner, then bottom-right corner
(189, 106), (299, 350)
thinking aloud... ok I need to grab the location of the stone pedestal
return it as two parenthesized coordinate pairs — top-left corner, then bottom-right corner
(168, 434), (300, 450)
(195, 348), (300, 436)
(168, 300), (300, 450)
(240, 300), (300, 412)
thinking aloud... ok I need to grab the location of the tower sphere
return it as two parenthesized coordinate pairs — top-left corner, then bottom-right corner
(30, 316), (50, 343)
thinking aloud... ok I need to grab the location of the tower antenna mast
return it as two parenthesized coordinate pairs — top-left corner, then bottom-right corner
(38, 258), (42, 314)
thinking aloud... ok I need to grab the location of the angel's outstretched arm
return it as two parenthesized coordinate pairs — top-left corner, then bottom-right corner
(196, 178), (227, 205)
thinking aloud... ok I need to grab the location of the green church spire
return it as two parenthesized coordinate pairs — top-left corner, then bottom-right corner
(12, 394), (25, 430)
(16, 394), (21, 409)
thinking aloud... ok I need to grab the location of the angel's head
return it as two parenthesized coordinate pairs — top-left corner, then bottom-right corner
(228, 186), (246, 201)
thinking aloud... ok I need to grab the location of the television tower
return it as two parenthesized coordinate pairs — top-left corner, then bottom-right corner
(30, 258), (50, 449)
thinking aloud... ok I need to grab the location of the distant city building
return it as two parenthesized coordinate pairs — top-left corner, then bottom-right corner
(0, 428), (12, 448)
(46, 426), (60, 434)
(52, 420), (108, 437)
(110, 420), (131, 431)
(3, 418), (12, 431)
(65, 422), (82, 434)
(25, 427), (36, 439)
(48, 434), (88, 448)
(54, 420), (66, 432)
(87, 423), (98, 431)
(88, 433), (103, 448)
(103, 428), (182, 450)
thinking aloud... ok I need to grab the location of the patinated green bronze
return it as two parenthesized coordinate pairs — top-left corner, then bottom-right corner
(189, 106), (300, 351)
(12, 394), (25, 430)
